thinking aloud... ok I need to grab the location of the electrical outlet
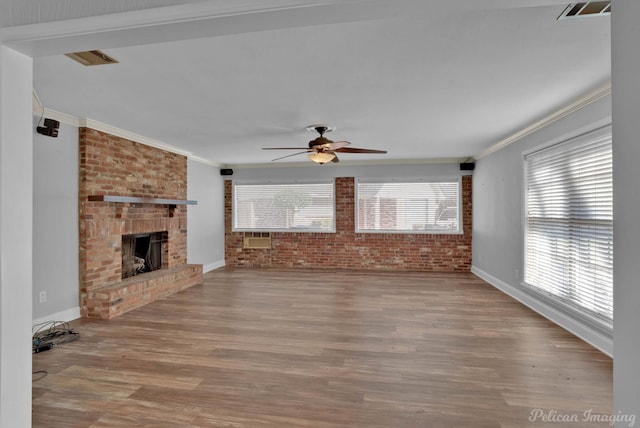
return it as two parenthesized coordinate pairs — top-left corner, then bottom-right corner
(39, 291), (46, 303)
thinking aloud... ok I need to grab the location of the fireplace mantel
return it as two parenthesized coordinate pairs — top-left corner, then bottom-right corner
(88, 195), (197, 205)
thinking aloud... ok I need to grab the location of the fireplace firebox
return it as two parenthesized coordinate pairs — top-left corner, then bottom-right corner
(122, 231), (167, 279)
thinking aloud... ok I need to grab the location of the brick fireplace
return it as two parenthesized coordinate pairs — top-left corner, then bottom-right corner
(79, 128), (202, 319)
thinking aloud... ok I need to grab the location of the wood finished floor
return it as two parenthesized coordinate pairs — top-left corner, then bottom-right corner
(33, 268), (613, 427)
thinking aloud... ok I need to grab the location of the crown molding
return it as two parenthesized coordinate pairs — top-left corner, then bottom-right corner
(187, 154), (225, 168)
(82, 118), (224, 167)
(43, 108), (81, 127)
(79, 118), (193, 157)
(31, 99), (221, 167)
(32, 91), (80, 126)
(474, 81), (612, 160)
(228, 157), (465, 169)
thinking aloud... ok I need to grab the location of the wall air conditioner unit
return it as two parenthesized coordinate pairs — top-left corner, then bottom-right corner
(243, 232), (272, 249)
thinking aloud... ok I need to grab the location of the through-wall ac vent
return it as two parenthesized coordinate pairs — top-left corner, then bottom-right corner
(64, 50), (119, 66)
(558, 2), (610, 20)
(243, 232), (272, 249)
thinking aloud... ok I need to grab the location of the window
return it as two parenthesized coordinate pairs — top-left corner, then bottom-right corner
(233, 181), (335, 232)
(524, 125), (613, 328)
(355, 179), (461, 233)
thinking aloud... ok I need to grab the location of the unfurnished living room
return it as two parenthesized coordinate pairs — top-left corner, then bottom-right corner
(1, 1), (639, 427)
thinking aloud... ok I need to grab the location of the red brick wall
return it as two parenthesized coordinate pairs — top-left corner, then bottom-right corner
(78, 128), (199, 318)
(79, 128), (187, 199)
(225, 176), (472, 271)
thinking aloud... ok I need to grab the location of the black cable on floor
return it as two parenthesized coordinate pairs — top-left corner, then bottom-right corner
(32, 321), (79, 354)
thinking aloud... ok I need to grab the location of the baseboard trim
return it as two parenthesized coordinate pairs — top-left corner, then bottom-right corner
(203, 260), (225, 273)
(32, 306), (81, 326)
(471, 266), (613, 357)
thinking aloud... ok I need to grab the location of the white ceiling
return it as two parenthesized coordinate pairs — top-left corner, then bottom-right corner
(16, 0), (611, 166)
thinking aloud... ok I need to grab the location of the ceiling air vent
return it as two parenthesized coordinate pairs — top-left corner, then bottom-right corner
(558, 2), (610, 20)
(64, 50), (118, 66)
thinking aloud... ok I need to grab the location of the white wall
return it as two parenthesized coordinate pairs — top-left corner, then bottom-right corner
(187, 160), (225, 272)
(611, 1), (640, 421)
(471, 94), (613, 356)
(0, 44), (33, 428)
(32, 121), (80, 323)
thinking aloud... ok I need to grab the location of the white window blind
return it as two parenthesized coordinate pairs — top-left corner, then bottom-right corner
(524, 126), (613, 327)
(356, 179), (461, 233)
(233, 181), (335, 232)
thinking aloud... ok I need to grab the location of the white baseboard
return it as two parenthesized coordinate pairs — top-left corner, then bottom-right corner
(30, 261), (225, 326)
(32, 306), (81, 326)
(203, 260), (225, 273)
(471, 265), (613, 358)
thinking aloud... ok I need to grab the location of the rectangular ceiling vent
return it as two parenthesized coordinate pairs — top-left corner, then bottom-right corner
(65, 50), (118, 66)
(558, 2), (610, 20)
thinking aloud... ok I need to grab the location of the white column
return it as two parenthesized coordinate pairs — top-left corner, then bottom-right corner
(0, 44), (33, 428)
(611, 0), (640, 423)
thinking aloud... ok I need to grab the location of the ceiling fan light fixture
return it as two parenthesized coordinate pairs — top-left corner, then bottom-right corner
(308, 152), (335, 164)
(263, 124), (386, 164)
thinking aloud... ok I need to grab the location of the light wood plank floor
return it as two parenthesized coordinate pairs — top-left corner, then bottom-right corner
(33, 268), (613, 427)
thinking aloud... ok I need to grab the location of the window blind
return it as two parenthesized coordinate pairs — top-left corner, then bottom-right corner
(356, 180), (461, 233)
(524, 126), (613, 327)
(233, 181), (335, 232)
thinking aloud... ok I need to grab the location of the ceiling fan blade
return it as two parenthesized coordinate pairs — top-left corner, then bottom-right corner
(334, 147), (387, 154)
(324, 140), (351, 150)
(262, 126), (386, 164)
(262, 147), (310, 150)
(270, 150), (310, 161)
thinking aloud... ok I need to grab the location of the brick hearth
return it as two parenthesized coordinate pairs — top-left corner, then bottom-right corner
(79, 128), (202, 319)
(85, 265), (202, 319)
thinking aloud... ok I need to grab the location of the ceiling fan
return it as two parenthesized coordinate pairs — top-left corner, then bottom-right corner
(262, 125), (387, 164)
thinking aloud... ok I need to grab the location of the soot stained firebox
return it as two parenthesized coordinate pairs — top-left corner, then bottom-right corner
(122, 231), (167, 279)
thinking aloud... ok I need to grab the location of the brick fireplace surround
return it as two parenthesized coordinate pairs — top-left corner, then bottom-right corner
(79, 128), (202, 319)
